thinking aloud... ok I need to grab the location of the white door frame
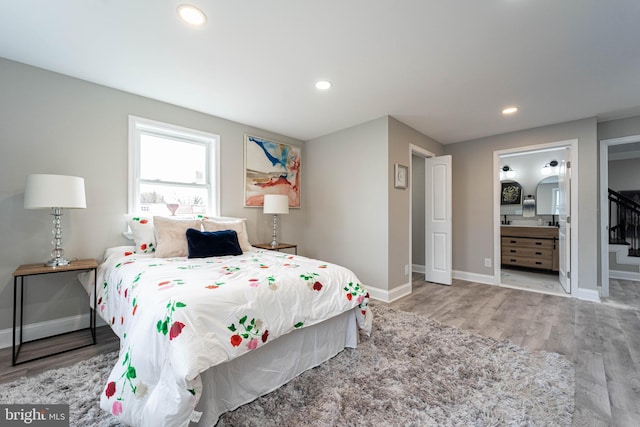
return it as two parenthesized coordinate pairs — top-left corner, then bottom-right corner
(493, 139), (579, 298)
(599, 134), (640, 298)
(409, 144), (435, 280)
(557, 158), (571, 293)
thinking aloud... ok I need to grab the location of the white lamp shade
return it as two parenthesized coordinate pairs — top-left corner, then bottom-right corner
(263, 194), (289, 214)
(24, 174), (87, 209)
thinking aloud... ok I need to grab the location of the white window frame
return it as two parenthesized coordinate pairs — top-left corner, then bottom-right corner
(128, 115), (220, 216)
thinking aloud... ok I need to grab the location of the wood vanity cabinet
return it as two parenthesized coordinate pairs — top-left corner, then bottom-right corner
(501, 226), (559, 272)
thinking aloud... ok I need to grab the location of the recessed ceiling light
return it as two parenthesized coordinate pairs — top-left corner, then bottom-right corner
(502, 106), (519, 115)
(177, 4), (207, 26)
(315, 80), (332, 90)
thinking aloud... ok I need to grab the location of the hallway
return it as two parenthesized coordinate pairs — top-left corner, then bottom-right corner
(604, 278), (640, 310)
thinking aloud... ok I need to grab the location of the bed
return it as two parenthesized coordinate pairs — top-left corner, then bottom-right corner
(93, 216), (371, 426)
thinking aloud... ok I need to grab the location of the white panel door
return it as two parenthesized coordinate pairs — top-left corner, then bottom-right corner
(558, 159), (571, 293)
(425, 155), (452, 285)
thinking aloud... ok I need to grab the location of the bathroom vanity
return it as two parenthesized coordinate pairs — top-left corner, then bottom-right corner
(501, 226), (559, 271)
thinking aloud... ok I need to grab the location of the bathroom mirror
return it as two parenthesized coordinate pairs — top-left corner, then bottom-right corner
(536, 176), (559, 215)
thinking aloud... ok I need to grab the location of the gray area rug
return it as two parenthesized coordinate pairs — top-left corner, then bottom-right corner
(0, 306), (574, 426)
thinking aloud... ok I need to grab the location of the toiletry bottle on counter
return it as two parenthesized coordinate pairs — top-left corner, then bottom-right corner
(537, 218), (543, 226)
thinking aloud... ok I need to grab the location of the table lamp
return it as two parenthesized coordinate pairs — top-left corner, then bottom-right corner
(263, 194), (289, 247)
(24, 174), (86, 267)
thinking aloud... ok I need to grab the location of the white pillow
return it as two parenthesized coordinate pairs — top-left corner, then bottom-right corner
(128, 216), (156, 254)
(153, 216), (203, 258)
(202, 218), (252, 252)
(104, 246), (137, 261)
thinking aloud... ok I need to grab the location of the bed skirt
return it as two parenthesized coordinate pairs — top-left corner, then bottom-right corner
(193, 309), (358, 425)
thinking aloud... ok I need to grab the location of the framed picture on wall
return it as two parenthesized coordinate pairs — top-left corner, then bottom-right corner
(244, 134), (301, 208)
(394, 164), (408, 189)
(501, 181), (522, 205)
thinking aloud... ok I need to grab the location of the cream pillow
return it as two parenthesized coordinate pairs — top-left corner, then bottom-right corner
(202, 218), (252, 252)
(153, 216), (202, 258)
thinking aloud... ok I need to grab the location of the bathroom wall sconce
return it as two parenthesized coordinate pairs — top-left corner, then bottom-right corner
(541, 160), (559, 176)
(499, 165), (516, 180)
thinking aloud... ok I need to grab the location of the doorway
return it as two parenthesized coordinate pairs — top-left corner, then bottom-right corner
(411, 152), (427, 279)
(494, 140), (578, 297)
(409, 145), (452, 286)
(599, 134), (640, 299)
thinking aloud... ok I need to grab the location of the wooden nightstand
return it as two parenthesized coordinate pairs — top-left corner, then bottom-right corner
(253, 243), (298, 255)
(12, 259), (98, 365)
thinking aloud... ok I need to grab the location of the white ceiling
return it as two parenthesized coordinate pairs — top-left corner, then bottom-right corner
(2, 0), (640, 144)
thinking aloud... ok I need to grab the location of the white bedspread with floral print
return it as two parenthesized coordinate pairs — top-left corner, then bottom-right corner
(96, 248), (371, 427)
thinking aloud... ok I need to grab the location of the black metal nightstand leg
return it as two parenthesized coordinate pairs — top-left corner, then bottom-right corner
(91, 267), (97, 343)
(19, 277), (24, 347)
(12, 276), (24, 366)
(12, 276), (16, 366)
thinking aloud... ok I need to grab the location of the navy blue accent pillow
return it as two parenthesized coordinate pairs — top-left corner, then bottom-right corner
(186, 228), (243, 258)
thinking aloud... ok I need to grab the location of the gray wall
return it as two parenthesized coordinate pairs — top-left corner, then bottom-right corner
(305, 116), (442, 296)
(598, 115), (640, 141)
(411, 155), (426, 266)
(388, 117), (443, 291)
(444, 117), (599, 291)
(0, 58), (304, 332)
(609, 158), (640, 192)
(304, 117), (389, 291)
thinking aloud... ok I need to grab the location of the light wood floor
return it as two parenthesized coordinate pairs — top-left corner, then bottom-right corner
(389, 275), (640, 427)
(0, 325), (119, 384)
(1, 276), (639, 426)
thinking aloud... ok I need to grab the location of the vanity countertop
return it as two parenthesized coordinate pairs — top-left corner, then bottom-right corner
(501, 225), (558, 228)
(501, 225), (559, 239)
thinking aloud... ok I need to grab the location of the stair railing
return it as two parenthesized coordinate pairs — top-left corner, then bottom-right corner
(609, 188), (640, 256)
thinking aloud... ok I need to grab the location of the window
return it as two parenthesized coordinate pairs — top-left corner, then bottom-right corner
(129, 116), (220, 216)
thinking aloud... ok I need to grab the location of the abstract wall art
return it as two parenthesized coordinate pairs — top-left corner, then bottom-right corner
(244, 134), (301, 207)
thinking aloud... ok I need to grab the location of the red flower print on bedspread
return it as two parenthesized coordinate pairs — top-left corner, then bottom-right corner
(248, 276), (277, 290)
(104, 348), (146, 416)
(228, 315), (269, 350)
(344, 282), (369, 315)
(157, 300), (187, 340)
(169, 321), (185, 340)
(105, 381), (116, 398)
(300, 272), (323, 291)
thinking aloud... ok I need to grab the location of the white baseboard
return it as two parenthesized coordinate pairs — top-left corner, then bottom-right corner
(609, 270), (640, 281)
(453, 270), (495, 285)
(0, 313), (106, 350)
(367, 281), (412, 303)
(453, 270), (603, 302)
(576, 287), (601, 302)
(413, 267), (495, 286)
(411, 264), (426, 274)
(369, 269), (604, 304)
